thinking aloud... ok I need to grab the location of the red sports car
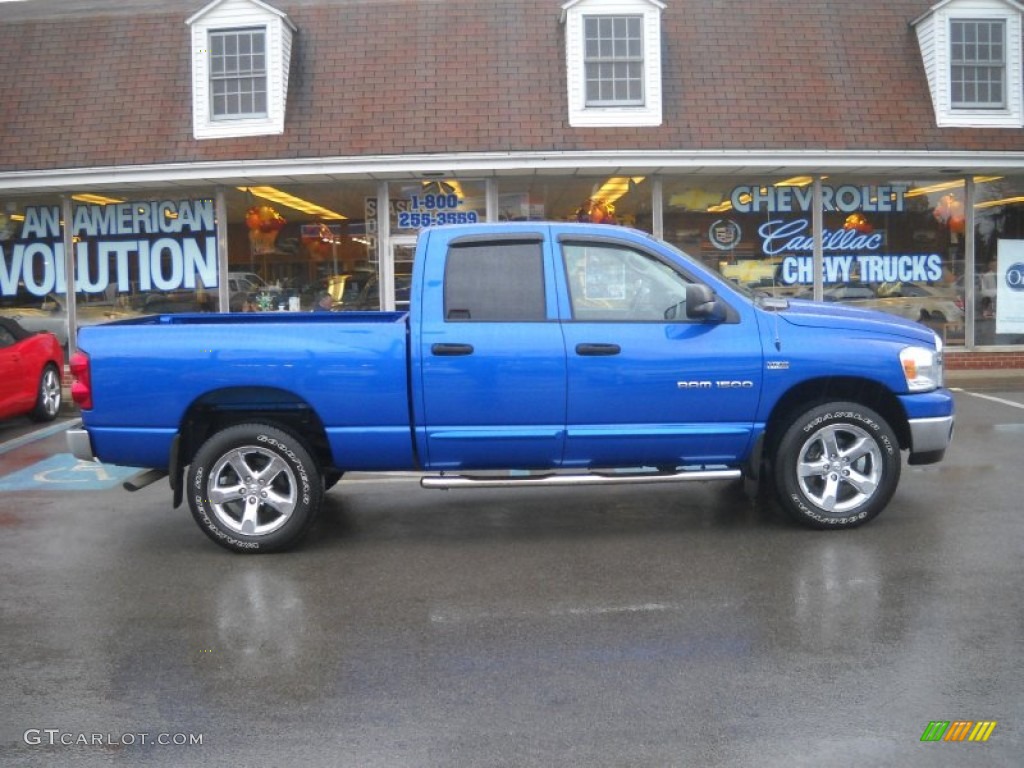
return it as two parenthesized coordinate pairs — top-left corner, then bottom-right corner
(0, 317), (64, 422)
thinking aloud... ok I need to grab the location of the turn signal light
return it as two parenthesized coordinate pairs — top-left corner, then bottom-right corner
(69, 351), (93, 410)
(899, 344), (942, 392)
(902, 358), (918, 381)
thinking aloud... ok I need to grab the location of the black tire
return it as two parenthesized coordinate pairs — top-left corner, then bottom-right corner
(187, 423), (323, 553)
(323, 471), (343, 491)
(773, 401), (900, 529)
(29, 363), (62, 422)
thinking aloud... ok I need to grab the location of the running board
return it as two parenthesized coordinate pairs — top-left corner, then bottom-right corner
(123, 468), (168, 492)
(420, 468), (741, 490)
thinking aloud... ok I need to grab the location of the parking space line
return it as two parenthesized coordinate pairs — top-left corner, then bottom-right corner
(0, 420), (75, 457)
(951, 388), (1024, 410)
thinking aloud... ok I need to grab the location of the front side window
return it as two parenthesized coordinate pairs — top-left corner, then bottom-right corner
(584, 15), (644, 106)
(950, 19), (1005, 108)
(563, 243), (690, 321)
(210, 28), (267, 119)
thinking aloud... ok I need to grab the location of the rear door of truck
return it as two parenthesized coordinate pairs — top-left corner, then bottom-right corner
(412, 228), (566, 470)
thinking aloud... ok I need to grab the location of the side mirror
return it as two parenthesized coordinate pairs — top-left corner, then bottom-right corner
(685, 283), (718, 319)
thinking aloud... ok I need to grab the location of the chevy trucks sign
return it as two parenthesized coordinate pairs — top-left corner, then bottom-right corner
(719, 183), (944, 288)
(0, 200), (217, 297)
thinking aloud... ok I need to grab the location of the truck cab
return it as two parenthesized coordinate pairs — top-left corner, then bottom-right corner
(412, 225), (764, 471)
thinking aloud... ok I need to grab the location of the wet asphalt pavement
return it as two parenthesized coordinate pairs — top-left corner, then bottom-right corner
(0, 378), (1022, 767)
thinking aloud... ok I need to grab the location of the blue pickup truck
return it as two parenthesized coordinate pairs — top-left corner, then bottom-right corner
(68, 222), (954, 552)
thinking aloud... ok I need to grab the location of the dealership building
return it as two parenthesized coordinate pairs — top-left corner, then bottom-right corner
(2, 0), (1024, 368)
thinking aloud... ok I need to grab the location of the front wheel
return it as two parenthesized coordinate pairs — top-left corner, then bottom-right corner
(773, 402), (901, 529)
(187, 423), (323, 553)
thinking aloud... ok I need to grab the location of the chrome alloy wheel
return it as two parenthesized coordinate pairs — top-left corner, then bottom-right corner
(796, 423), (883, 515)
(40, 367), (61, 417)
(206, 446), (298, 536)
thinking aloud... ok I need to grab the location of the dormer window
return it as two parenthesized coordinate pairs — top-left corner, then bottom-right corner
(562, 0), (664, 127)
(187, 0), (295, 140)
(913, 0), (1023, 127)
(210, 28), (268, 119)
(584, 15), (645, 107)
(950, 19), (1006, 108)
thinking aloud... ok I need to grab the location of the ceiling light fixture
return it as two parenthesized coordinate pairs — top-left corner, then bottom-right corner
(975, 195), (1024, 210)
(905, 176), (1003, 198)
(72, 193), (125, 205)
(592, 176), (645, 206)
(240, 186), (346, 220)
(421, 179), (466, 200)
(774, 176), (816, 188)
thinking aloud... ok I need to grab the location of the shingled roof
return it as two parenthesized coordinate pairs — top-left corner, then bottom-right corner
(1, 0), (1023, 175)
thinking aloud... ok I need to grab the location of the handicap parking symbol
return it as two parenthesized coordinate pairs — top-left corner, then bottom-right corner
(0, 453), (139, 491)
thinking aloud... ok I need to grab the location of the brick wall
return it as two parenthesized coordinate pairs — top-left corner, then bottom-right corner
(946, 351), (1024, 370)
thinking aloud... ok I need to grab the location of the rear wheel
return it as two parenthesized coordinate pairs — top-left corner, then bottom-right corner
(773, 402), (900, 529)
(29, 364), (62, 422)
(187, 423), (322, 553)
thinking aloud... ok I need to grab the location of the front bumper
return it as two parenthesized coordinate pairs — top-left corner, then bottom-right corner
(67, 424), (97, 462)
(907, 414), (955, 465)
(899, 388), (955, 466)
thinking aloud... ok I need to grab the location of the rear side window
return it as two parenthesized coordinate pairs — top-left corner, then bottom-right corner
(444, 241), (546, 321)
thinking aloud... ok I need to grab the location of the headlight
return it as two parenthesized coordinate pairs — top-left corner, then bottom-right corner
(900, 335), (943, 392)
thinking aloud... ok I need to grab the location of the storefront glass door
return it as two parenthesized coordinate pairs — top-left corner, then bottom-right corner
(391, 239), (416, 310)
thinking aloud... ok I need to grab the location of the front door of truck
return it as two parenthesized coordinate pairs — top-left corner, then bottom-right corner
(557, 239), (763, 468)
(416, 232), (567, 469)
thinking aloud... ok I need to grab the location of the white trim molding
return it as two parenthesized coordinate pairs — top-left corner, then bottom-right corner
(4, 149), (1024, 195)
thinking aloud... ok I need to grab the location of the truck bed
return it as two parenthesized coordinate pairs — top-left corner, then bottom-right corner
(76, 311), (414, 470)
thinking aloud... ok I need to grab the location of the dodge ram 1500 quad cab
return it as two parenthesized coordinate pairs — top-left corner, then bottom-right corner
(68, 222), (954, 552)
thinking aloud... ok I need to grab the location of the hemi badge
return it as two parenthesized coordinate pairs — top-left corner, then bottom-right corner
(766, 361), (790, 371)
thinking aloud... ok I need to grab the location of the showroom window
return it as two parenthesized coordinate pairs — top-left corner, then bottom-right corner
(495, 175), (652, 230)
(973, 175), (1024, 345)
(658, 174), (973, 346)
(0, 194), (219, 350)
(817, 176), (967, 346)
(229, 181), (378, 311)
